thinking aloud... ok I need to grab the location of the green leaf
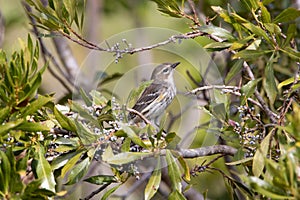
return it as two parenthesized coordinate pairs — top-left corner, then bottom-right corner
(51, 151), (79, 171)
(20, 95), (53, 117)
(259, 2), (271, 23)
(0, 107), (11, 124)
(0, 119), (24, 136)
(166, 150), (182, 192)
(252, 131), (272, 177)
(0, 151), (11, 193)
(79, 88), (92, 107)
(165, 132), (181, 149)
(151, 0), (182, 18)
(225, 59), (244, 84)
(241, 79), (261, 104)
(97, 72), (123, 87)
(274, 7), (300, 23)
(241, 23), (272, 44)
(278, 76), (300, 89)
(65, 157), (90, 185)
(204, 42), (232, 50)
(74, 120), (98, 145)
(144, 157), (161, 200)
(70, 101), (100, 128)
(178, 156), (190, 182)
(233, 50), (272, 59)
(61, 151), (84, 178)
(263, 53), (278, 104)
(198, 25), (235, 41)
(106, 152), (152, 165)
(283, 24), (296, 47)
(84, 175), (118, 185)
(246, 177), (293, 199)
(54, 106), (76, 132)
(168, 189), (186, 200)
(35, 144), (56, 192)
(120, 123), (147, 148)
(101, 184), (121, 200)
(241, 0), (259, 11)
(17, 121), (50, 132)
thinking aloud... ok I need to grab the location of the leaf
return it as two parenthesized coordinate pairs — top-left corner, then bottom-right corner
(246, 177), (293, 199)
(233, 50), (272, 59)
(106, 152), (152, 165)
(274, 7), (300, 23)
(65, 157), (90, 185)
(101, 184), (121, 200)
(259, 2), (271, 23)
(241, 23), (272, 44)
(241, 0), (259, 11)
(0, 119), (24, 136)
(35, 144), (56, 192)
(79, 88), (92, 107)
(84, 175), (117, 185)
(226, 157), (253, 165)
(178, 156), (190, 182)
(204, 42), (232, 50)
(0, 151), (11, 193)
(225, 59), (244, 84)
(278, 76), (300, 89)
(20, 95), (53, 117)
(17, 121), (50, 132)
(0, 107), (11, 124)
(166, 150), (182, 192)
(74, 120), (98, 145)
(252, 131), (272, 177)
(97, 72), (123, 87)
(51, 151), (79, 171)
(168, 189), (186, 200)
(263, 53), (278, 104)
(120, 123), (147, 148)
(151, 0), (182, 18)
(198, 25), (235, 41)
(241, 79), (261, 104)
(61, 151), (84, 178)
(165, 132), (181, 149)
(144, 157), (161, 200)
(54, 106), (76, 132)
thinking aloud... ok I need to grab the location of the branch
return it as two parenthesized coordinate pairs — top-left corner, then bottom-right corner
(176, 145), (237, 158)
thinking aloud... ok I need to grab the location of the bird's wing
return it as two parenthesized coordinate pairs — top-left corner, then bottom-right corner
(129, 82), (165, 118)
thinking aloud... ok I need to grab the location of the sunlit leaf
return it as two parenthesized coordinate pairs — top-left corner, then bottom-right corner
(252, 131), (272, 177)
(35, 144), (56, 192)
(65, 157), (90, 185)
(106, 152), (152, 165)
(166, 150), (182, 192)
(84, 175), (117, 185)
(54, 106), (76, 132)
(241, 79), (261, 104)
(144, 157), (161, 200)
(274, 7), (300, 23)
(101, 184), (121, 200)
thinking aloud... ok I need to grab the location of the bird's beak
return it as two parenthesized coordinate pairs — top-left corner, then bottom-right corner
(171, 62), (180, 69)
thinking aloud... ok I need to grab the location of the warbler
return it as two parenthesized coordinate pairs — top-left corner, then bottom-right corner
(128, 62), (180, 123)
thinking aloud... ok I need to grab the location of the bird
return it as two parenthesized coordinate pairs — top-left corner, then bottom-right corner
(128, 62), (180, 124)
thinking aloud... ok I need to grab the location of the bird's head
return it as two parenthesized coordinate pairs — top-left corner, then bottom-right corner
(151, 62), (180, 82)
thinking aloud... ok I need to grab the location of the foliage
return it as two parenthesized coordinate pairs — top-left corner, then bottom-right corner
(0, 0), (300, 199)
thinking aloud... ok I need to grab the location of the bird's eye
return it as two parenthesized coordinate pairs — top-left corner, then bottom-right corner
(163, 68), (169, 73)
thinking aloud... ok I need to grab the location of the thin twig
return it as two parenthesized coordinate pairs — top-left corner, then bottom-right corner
(81, 183), (110, 200)
(127, 108), (152, 125)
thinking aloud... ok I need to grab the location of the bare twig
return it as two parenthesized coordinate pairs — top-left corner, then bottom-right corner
(127, 108), (152, 125)
(81, 183), (110, 200)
